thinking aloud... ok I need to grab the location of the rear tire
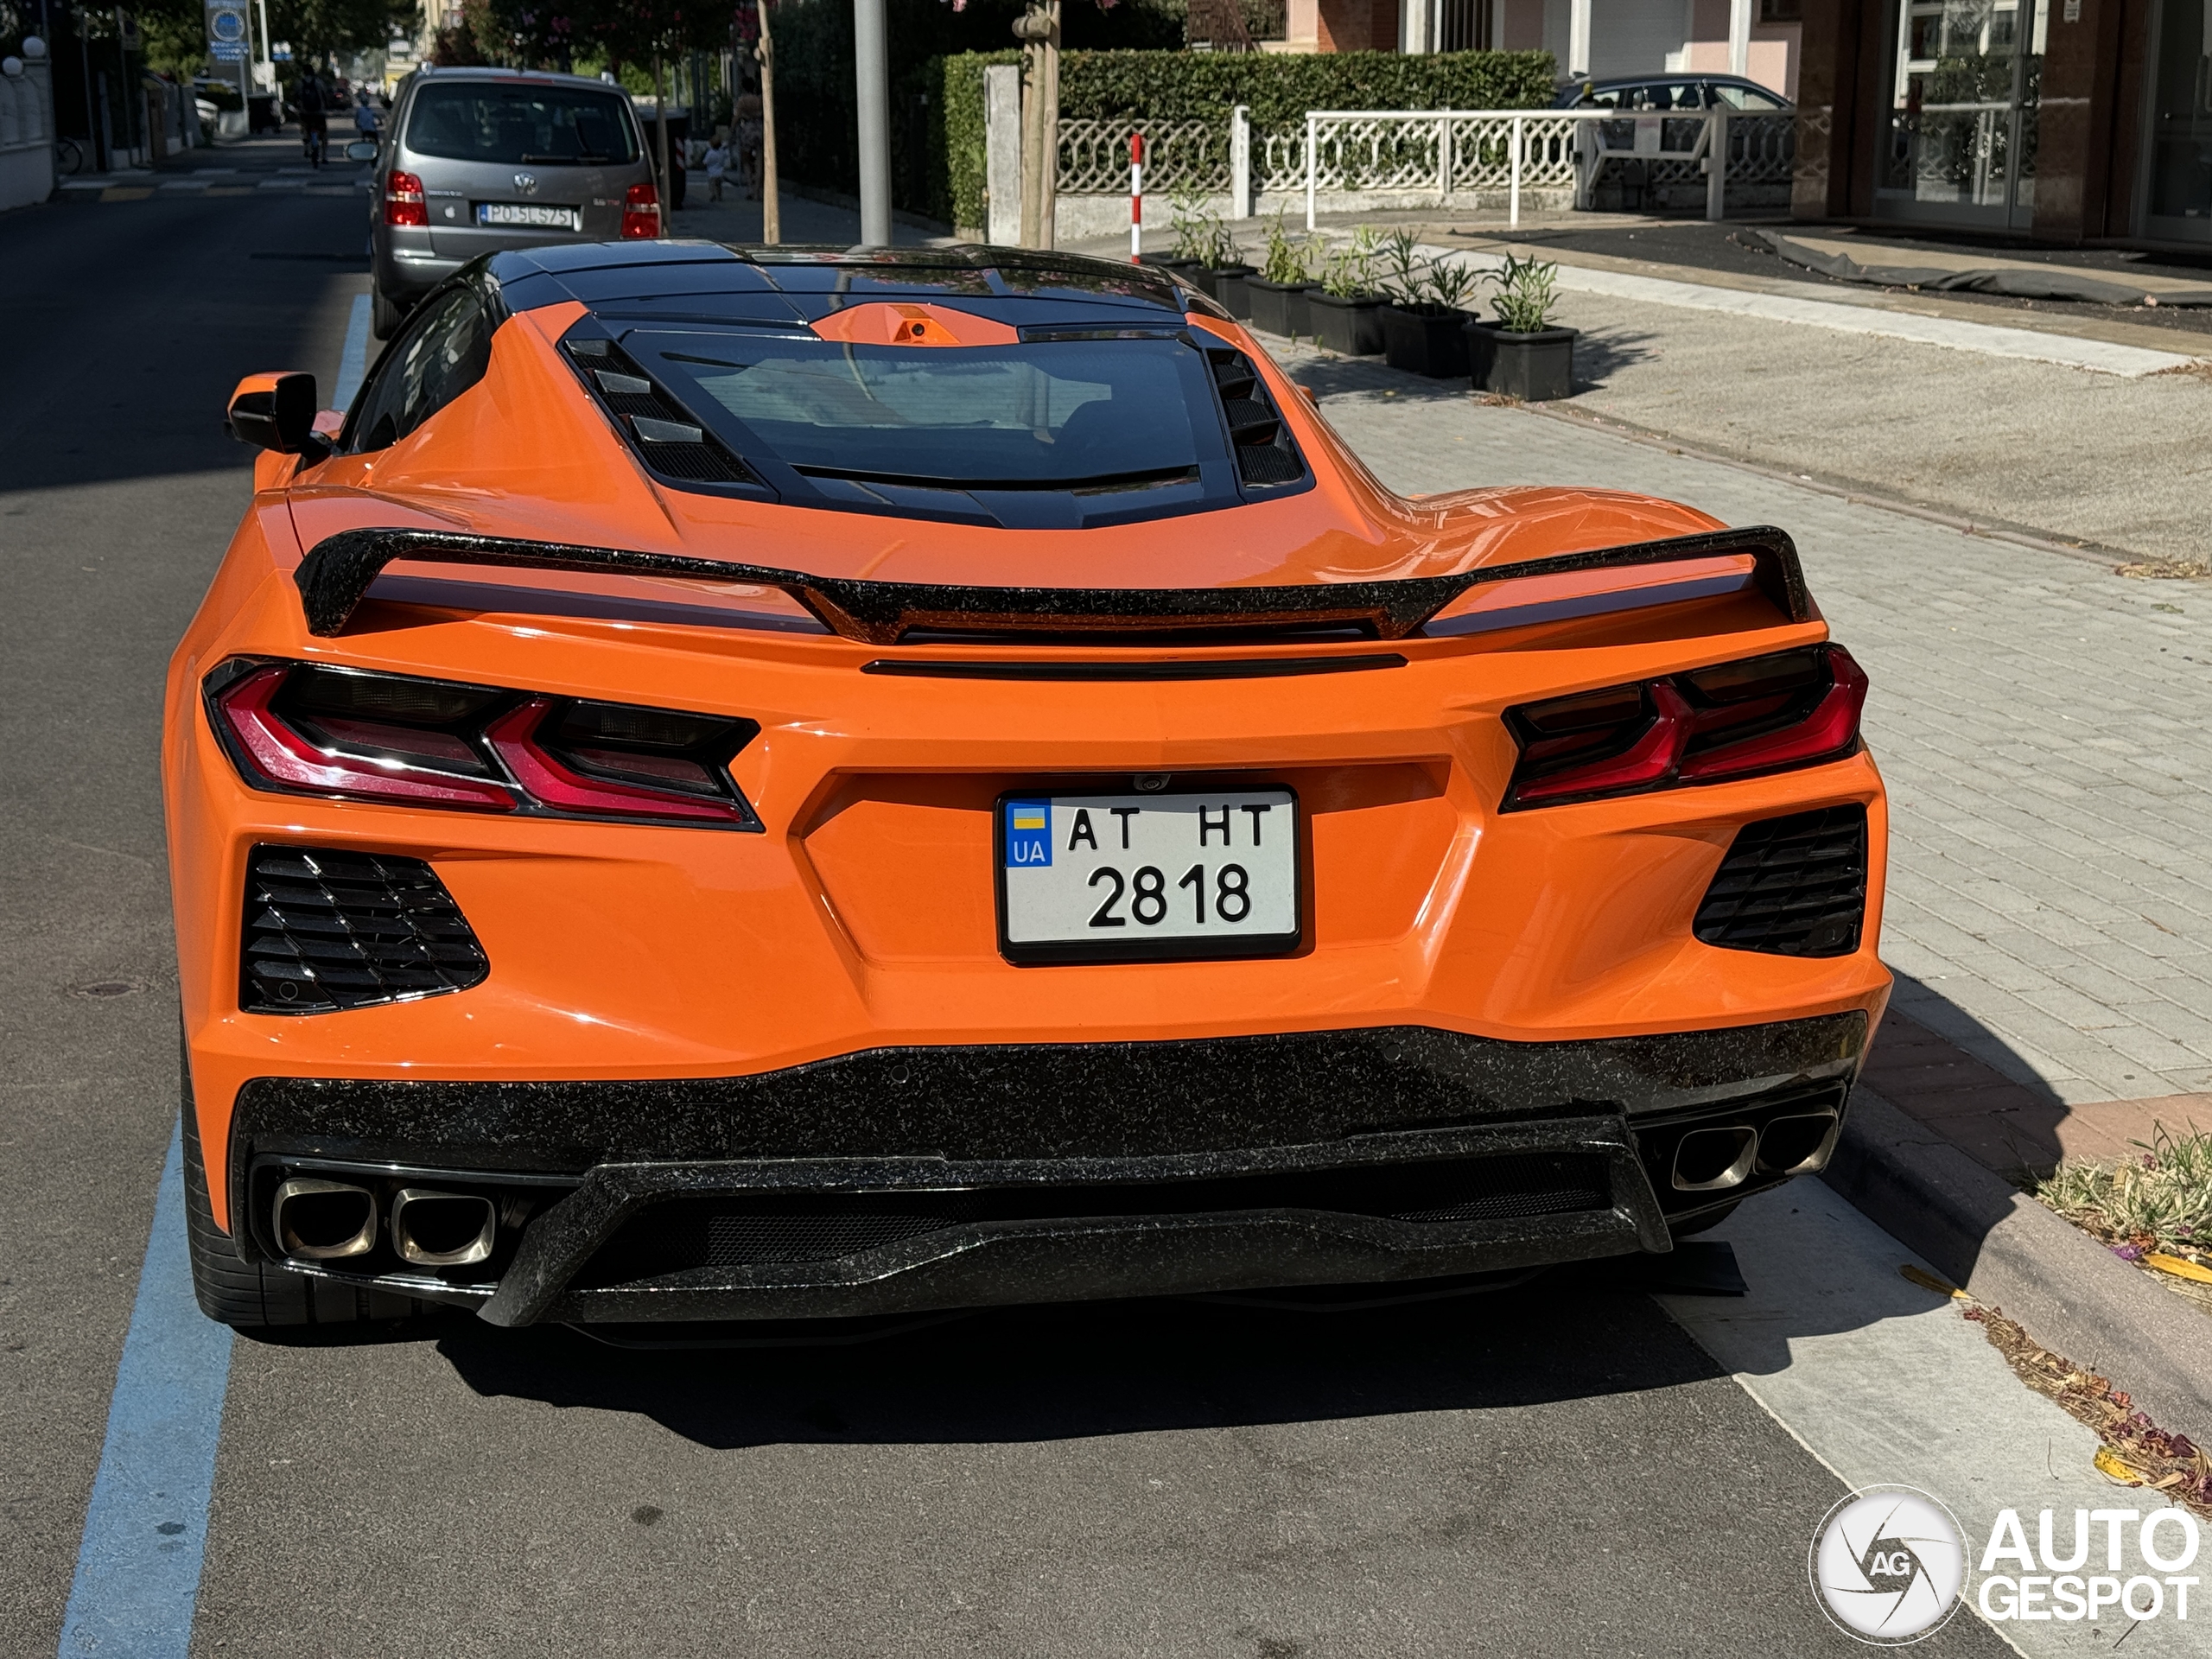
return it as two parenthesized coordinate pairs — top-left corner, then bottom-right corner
(181, 1041), (435, 1329)
(371, 286), (404, 341)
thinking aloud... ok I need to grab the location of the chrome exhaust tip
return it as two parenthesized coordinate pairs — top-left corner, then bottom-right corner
(1756, 1111), (1841, 1176)
(390, 1188), (498, 1267)
(272, 1178), (378, 1260)
(1671, 1125), (1758, 1192)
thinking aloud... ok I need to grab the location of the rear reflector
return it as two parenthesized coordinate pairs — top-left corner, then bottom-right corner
(1503, 645), (1867, 810)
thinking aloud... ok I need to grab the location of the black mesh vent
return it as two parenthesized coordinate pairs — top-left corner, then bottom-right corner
(1694, 806), (1867, 958)
(241, 845), (488, 1014)
(564, 338), (761, 488)
(575, 1152), (1611, 1287)
(1206, 347), (1306, 489)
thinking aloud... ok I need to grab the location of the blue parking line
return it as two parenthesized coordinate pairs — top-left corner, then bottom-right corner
(57, 1124), (234, 1658)
(333, 292), (372, 411)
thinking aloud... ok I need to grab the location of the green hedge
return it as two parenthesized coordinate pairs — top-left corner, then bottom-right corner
(925, 48), (1557, 231)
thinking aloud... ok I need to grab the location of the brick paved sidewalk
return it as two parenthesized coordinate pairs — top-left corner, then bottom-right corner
(1279, 342), (2212, 1121)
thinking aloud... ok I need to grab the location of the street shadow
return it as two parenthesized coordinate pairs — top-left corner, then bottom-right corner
(428, 1258), (1732, 1451)
(1860, 970), (2082, 1182)
(1569, 324), (1660, 391)
(0, 189), (367, 495)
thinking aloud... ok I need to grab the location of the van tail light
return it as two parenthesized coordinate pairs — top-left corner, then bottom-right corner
(206, 661), (761, 830)
(620, 181), (661, 239)
(384, 169), (428, 227)
(1503, 645), (1867, 810)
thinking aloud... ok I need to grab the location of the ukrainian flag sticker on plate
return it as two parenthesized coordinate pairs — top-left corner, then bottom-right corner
(1004, 800), (1052, 868)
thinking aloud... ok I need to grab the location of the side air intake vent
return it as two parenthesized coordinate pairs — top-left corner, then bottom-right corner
(242, 845), (489, 1014)
(1205, 346), (1306, 489)
(564, 337), (763, 488)
(1694, 805), (1868, 958)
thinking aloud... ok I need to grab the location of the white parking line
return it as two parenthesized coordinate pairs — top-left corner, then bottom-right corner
(1665, 1179), (2202, 1656)
(332, 293), (372, 411)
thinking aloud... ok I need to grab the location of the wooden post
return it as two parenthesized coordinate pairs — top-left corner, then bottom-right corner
(654, 49), (671, 222)
(757, 0), (779, 244)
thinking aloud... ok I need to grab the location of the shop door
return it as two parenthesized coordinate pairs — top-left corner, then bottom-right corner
(1877, 0), (2045, 228)
(2143, 0), (2212, 243)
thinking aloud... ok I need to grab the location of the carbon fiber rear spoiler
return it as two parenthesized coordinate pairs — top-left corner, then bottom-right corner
(292, 524), (1809, 643)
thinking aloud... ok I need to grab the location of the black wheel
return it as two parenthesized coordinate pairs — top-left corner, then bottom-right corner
(181, 1041), (434, 1329)
(371, 285), (404, 340)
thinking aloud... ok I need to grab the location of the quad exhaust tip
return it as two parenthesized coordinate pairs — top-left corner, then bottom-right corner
(272, 1177), (378, 1260)
(390, 1188), (498, 1267)
(1670, 1110), (1843, 1192)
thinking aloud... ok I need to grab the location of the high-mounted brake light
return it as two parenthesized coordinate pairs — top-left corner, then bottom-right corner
(384, 169), (427, 227)
(1502, 645), (1868, 810)
(620, 181), (661, 239)
(206, 662), (762, 830)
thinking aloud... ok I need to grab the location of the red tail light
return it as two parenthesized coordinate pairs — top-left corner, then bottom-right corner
(207, 662), (760, 829)
(1503, 645), (1868, 810)
(383, 169), (427, 227)
(620, 181), (661, 239)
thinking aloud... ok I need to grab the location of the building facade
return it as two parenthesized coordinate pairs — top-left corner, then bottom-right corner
(1795, 0), (2211, 249)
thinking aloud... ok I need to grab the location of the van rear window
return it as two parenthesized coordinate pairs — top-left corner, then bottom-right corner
(406, 84), (639, 166)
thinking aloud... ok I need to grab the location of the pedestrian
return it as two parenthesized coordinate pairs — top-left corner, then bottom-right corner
(296, 72), (327, 168)
(703, 130), (729, 203)
(353, 89), (380, 142)
(735, 92), (763, 201)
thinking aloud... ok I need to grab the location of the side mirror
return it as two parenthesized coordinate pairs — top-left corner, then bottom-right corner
(344, 138), (378, 162)
(227, 372), (329, 461)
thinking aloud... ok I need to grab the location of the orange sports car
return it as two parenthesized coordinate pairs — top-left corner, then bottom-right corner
(165, 242), (1886, 1331)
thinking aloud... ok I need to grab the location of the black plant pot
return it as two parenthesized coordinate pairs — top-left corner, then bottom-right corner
(1200, 263), (1257, 319)
(1245, 278), (1317, 338)
(1465, 322), (1577, 401)
(1307, 291), (1387, 356)
(1382, 304), (1474, 378)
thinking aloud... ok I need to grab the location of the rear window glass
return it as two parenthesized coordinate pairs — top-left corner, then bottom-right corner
(657, 338), (1203, 487)
(405, 83), (638, 165)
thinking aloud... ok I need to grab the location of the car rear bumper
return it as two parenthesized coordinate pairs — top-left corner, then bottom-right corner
(227, 1014), (1865, 1323)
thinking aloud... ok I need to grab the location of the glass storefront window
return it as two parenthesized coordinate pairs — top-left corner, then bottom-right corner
(1879, 0), (2046, 227)
(2145, 0), (2212, 239)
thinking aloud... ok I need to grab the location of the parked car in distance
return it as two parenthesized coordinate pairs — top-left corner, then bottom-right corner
(368, 67), (661, 340)
(1554, 73), (1793, 111)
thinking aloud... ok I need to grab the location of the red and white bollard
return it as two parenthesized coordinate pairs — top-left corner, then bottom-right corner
(1129, 132), (1144, 264)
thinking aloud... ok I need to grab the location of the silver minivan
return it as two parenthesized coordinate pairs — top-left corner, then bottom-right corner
(368, 67), (661, 339)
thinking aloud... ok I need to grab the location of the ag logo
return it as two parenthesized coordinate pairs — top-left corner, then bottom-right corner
(1809, 1485), (1968, 1644)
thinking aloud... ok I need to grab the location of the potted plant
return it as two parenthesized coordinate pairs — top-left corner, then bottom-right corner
(1306, 228), (1387, 357)
(1244, 209), (1319, 339)
(1196, 215), (1256, 320)
(1465, 254), (1575, 401)
(1140, 194), (1211, 283)
(1377, 232), (1478, 379)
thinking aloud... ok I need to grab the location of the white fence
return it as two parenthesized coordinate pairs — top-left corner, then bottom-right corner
(0, 53), (57, 215)
(1297, 106), (1795, 229)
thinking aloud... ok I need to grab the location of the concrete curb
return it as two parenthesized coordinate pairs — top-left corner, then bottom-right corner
(1822, 1086), (2212, 1444)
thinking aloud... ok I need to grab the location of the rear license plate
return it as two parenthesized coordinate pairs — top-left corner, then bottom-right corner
(476, 202), (580, 229)
(997, 787), (1300, 964)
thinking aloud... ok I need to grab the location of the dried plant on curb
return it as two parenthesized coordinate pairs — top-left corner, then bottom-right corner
(2037, 1122), (2212, 1263)
(1963, 1300), (2212, 1518)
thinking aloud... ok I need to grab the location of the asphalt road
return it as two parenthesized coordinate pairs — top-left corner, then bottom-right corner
(0, 169), (2019, 1657)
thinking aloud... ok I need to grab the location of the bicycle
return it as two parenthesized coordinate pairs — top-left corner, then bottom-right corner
(54, 136), (83, 176)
